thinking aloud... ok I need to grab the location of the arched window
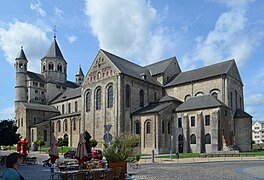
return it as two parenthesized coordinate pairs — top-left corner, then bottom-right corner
(212, 92), (218, 99)
(135, 122), (140, 134)
(96, 88), (102, 110)
(21, 118), (23, 127)
(86, 91), (91, 112)
(178, 134), (183, 142)
(168, 122), (171, 134)
(107, 85), (113, 108)
(75, 101), (78, 112)
(184, 94), (191, 101)
(190, 134), (196, 144)
(64, 119), (68, 132)
(73, 118), (76, 131)
(125, 84), (130, 108)
(146, 121), (151, 134)
(195, 92), (204, 96)
(162, 121), (165, 134)
(235, 90), (238, 109)
(17, 119), (20, 127)
(62, 105), (64, 114)
(43, 130), (47, 141)
(178, 118), (182, 128)
(68, 103), (71, 113)
(52, 122), (54, 133)
(57, 64), (62, 72)
(48, 62), (54, 70)
(57, 121), (61, 132)
(205, 133), (211, 144)
(97, 72), (101, 79)
(140, 89), (144, 107)
(43, 64), (46, 71)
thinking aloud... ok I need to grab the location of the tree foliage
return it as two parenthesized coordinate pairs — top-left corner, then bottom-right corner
(58, 137), (68, 147)
(90, 139), (98, 147)
(0, 120), (20, 146)
(34, 139), (45, 147)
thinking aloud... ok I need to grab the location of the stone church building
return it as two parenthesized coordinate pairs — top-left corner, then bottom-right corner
(15, 37), (252, 154)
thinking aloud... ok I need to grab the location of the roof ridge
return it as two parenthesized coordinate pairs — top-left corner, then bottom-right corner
(144, 57), (175, 67)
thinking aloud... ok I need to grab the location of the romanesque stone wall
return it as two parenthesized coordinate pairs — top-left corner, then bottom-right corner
(235, 117), (252, 151)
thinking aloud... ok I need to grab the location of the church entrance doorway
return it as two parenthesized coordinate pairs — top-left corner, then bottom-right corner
(178, 134), (184, 153)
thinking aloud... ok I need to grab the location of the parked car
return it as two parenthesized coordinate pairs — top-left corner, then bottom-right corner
(64, 150), (76, 159)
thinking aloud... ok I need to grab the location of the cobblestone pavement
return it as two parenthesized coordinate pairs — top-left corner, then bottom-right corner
(127, 161), (264, 180)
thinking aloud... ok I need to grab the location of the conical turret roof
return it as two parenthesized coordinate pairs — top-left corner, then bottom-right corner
(44, 38), (64, 59)
(76, 65), (84, 77)
(16, 47), (28, 61)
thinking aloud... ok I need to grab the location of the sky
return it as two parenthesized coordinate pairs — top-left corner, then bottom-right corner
(0, 0), (264, 121)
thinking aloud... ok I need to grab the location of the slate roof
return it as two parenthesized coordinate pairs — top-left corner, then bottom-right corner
(234, 109), (252, 118)
(176, 95), (228, 112)
(43, 38), (65, 60)
(27, 71), (46, 83)
(132, 102), (172, 115)
(51, 87), (81, 103)
(16, 48), (28, 61)
(159, 95), (182, 103)
(50, 111), (80, 120)
(65, 81), (80, 88)
(166, 60), (235, 87)
(145, 57), (181, 76)
(76, 66), (84, 76)
(101, 49), (161, 86)
(21, 102), (59, 112)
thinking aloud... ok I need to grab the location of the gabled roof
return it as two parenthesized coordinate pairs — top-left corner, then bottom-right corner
(166, 59), (236, 87)
(76, 66), (84, 77)
(21, 102), (59, 112)
(43, 38), (64, 60)
(132, 102), (172, 116)
(234, 109), (252, 118)
(159, 95), (182, 103)
(45, 79), (79, 88)
(145, 57), (181, 76)
(16, 47), (28, 61)
(176, 95), (228, 112)
(51, 87), (81, 104)
(101, 49), (161, 86)
(27, 71), (46, 83)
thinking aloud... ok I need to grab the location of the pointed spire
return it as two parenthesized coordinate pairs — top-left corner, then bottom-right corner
(76, 65), (84, 77)
(16, 46), (28, 61)
(44, 38), (64, 59)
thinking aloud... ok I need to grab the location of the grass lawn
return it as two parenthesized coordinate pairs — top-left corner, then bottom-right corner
(157, 153), (200, 159)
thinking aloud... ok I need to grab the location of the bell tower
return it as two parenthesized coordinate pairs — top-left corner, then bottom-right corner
(15, 46), (28, 110)
(75, 65), (84, 85)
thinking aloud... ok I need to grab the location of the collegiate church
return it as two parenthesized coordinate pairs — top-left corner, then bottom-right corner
(15, 36), (252, 154)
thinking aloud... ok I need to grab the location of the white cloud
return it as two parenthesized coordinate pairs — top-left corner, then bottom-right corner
(66, 34), (78, 43)
(0, 105), (14, 120)
(54, 6), (64, 19)
(85, 0), (176, 65)
(0, 21), (50, 72)
(182, 0), (263, 69)
(30, 0), (47, 17)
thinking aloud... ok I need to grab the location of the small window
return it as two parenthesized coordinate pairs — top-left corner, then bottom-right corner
(178, 134), (183, 142)
(146, 122), (151, 134)
(135, 122), (140, 134)
(212, 92), (218, 99)
(57, 121), (61, 132)
(43, 130), (47, 141)
(140, 89), (144, 107)
(168, 122), (171, 134)
(191, 116), (195, 127)
(107, 85), (113, 108)
(21, 118), (23, 127)
(178, 118), (182, 128)
(75, 101), (78, 112)
(62, 105), (65, 114)
(68, 103), (71, 113)
(35, 90), (38, 93)
(125, 85), (131, 108)
(64, 120), (68, 132)
(40, 83), (44, 88)
(162, 121), (165, 134)
(190, 134), (196, 144)
(184, 94), (191, 101)
(86, 91), (91, 112)
(205, 115), (210, 126)
(52, 122), (55, 133)
(205, 133), (211, 144)
(96, 88), (102, 110)
(33, 117), (36, 124)
(31, 129), (34, 142)
(73, 119), (76, 131)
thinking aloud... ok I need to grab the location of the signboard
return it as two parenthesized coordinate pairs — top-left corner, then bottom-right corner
(103, 133), (113, 143)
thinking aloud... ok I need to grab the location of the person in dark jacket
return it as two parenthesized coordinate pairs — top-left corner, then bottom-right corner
(2, 152), (25, 180)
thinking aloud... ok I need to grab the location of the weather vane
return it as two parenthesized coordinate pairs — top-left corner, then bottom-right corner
(53, 26), (57, 39)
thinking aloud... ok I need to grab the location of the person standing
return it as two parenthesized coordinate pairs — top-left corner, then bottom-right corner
(2, 152), (25, 180)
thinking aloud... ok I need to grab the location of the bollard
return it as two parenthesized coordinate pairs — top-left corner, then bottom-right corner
(170, 150), (172, 160)
(151, 149), (155, 163)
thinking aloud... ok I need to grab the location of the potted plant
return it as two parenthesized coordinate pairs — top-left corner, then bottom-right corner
(103, 133), (139, 180)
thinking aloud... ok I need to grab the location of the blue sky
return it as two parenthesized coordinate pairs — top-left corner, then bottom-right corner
(0, 0), (264, 120)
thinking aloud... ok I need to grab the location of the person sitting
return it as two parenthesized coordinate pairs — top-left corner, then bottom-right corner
(2, 152), (25, 180)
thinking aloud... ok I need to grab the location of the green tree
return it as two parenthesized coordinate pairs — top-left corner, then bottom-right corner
(34, 139), (45, 152)
(90, 139), (98, 148)
(58, 137), (68, 154)
(0, 120), (20, 146)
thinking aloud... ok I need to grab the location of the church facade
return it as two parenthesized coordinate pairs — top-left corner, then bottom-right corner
(15, 37), (252, 154)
